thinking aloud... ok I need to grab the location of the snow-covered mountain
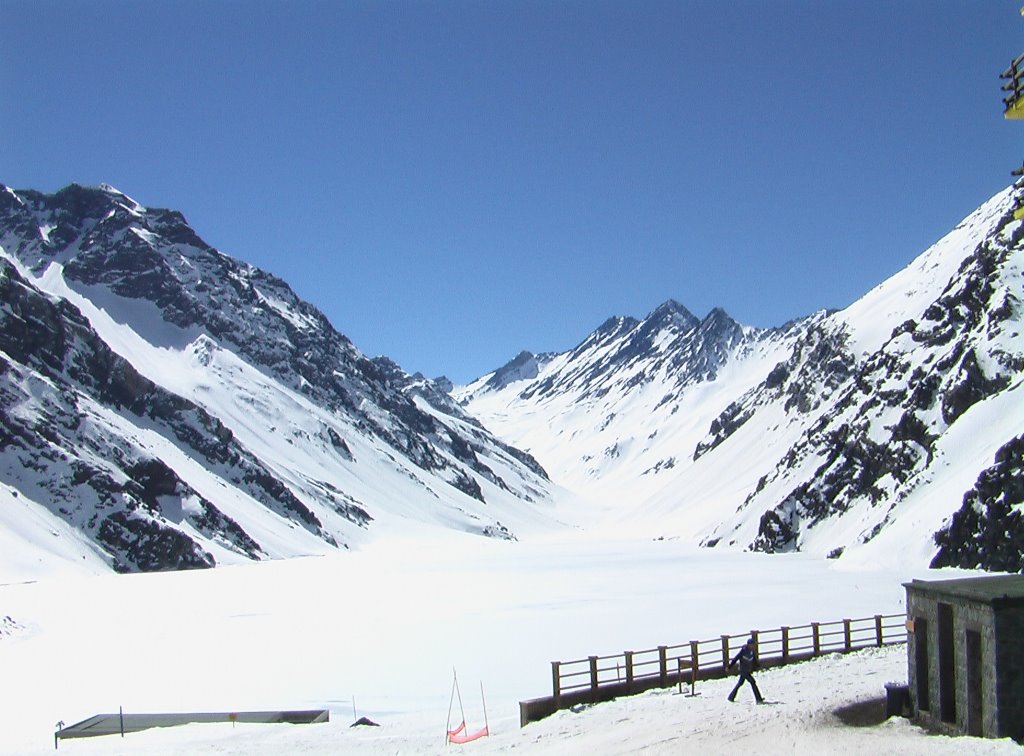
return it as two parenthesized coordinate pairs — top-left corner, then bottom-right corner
(0, 183), (559, 573)
(2, 181), (1021, 577)
(458, 185), (1024, 572)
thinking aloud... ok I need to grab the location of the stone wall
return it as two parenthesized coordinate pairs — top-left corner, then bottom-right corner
(906, 589), (997, 738)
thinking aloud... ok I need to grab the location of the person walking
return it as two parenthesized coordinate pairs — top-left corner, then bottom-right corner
(727, 637), (764, 703)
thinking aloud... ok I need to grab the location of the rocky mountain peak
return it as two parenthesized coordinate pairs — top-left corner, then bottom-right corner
(0, 183), (556, 572)
(486, 350), (542, 391)
(462, 185), (1024, 571)
(647, 298), (698, 329)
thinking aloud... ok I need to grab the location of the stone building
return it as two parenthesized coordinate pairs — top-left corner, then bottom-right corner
(904, 575), (1024, 740)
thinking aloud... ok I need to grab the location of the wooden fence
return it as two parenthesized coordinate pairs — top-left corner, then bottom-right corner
(519, 613), (907, 726)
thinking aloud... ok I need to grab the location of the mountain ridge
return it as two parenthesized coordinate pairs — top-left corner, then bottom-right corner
(1, 181), (1022, 576)
(0, 182), (559, 573)
(459, 184), (1024, 571)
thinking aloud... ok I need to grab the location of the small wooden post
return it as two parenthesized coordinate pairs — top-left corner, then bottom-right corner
(812, 622), (821, 655)
(658, 646), (668, 686)
(781, 626), (790, 663)
(843, 619), (852, 652)
(119, 706), (125, 738)
(551, 661), (561, 708)
(875, 614), (884, 646)
(624, 652), (634, 692)
(589, 656), (599, 700)
(690, 640), (700, 683)
(721, 635), (731, 669)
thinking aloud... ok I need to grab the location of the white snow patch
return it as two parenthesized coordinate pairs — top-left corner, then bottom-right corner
(253, 286), (317, 331)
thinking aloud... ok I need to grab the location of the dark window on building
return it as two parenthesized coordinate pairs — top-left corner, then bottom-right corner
(915, 617), (930, 711)
(965, 629), (983, 737)
(938, 603), (956, 725)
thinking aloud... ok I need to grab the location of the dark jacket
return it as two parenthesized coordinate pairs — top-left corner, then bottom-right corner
(730, 645), (756, 674)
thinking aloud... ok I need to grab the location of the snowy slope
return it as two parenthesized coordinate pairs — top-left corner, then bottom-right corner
(0, 183), (562, 574)
(460, 185), (1024, 571)
(458, 303), (797, 513)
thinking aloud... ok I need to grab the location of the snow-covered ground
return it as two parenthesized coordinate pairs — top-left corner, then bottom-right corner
(1, 531), (1014, 754)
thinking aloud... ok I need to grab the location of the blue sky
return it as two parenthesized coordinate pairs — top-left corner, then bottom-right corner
(3, 1), (1021, 383)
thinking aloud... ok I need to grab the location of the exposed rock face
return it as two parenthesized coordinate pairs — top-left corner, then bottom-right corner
(738, 198), (1024, 555)
(0, 258), (329, 571)
(486, 351), (546, 392)
(484, 300), (760, 409)
(931, 435), (1024, 572)
(0, 184), (552, 571)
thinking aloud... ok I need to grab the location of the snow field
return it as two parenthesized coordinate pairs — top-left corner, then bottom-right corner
(0, 531), (999, 755)
(14, 647), (1011, 755)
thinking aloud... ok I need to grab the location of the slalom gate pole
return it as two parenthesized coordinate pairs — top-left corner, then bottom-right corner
(455, 669), (466, 731)
(480, 681), (489, 736)
(446, 671), (457, 746)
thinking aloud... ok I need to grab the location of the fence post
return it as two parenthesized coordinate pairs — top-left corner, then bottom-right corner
(589, 656), (599, 700)
(690, 640), (700, 682)
(781, 626), (790, 663)
(659, 646), (668, 686)
(875, 615), (884, 646)
(625, 652), (634, 692)
(721, 635), (731, 668)
(843, 619), (852, 652)
(552, 661), (561, 708)
(812, 622), (821, 655)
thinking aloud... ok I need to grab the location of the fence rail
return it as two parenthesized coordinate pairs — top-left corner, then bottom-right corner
(521, 613), (906, 726)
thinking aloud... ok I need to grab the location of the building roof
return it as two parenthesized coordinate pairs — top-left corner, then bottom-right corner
(904, 575), (1024, 605)
(57, 710), (329, 740)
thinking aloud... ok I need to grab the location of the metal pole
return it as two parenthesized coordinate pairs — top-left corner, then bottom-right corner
(454, 668), (466, 742)
(446, 670), (457, 746)
(480, 681), (489, 736)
